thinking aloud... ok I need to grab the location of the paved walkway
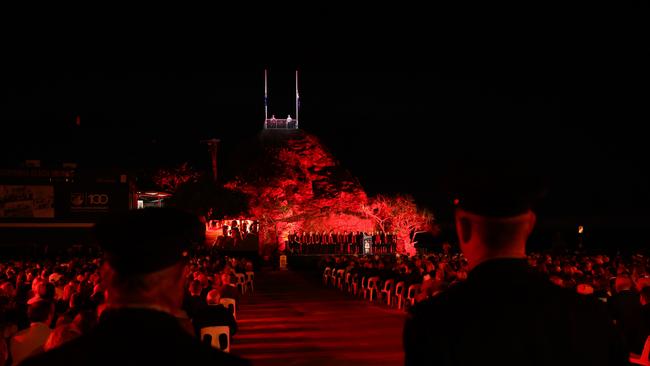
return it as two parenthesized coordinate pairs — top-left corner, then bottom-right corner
(231, 270), (405, 366)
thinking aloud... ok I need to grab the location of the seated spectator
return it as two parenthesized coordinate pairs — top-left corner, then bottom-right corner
(1, 311), (14, 366)
(609, 274), (645, 354)
(576, 283), (594, 296)
(192, 290), (237, 338)
(219, 273), (241, 309)
(71, 310), (97, 335)
(641, 286), (650, 342)
(47, 273), (64, 300)
(0, 283), (15, 299)
(211, 274), (223, 292)
(60, 293), (84, 324)
(43, 324), (81, 352)
(10, 300), (54, 365)
(184, 280), (206, 320)
(27, 282), (55, 305)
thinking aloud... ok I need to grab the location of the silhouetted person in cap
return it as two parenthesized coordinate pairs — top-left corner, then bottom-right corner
(22, 208), (250, 366)
(403, 162), (627, 366)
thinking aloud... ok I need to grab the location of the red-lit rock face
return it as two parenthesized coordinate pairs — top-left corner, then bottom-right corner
(225, 130), (373, 252)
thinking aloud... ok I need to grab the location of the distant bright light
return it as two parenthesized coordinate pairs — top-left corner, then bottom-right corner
(453, 199), (460, 206)
(578, 225), (584, 234)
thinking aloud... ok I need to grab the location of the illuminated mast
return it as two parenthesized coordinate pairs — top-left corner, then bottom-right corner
(264, 69), (269, 129)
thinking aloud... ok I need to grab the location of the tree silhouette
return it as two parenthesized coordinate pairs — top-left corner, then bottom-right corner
(362, 194), (435, 255)
(152, 162), (201, 193)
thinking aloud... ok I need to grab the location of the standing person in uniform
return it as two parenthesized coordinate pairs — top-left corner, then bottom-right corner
(373, 231), (381, 254)
(312, 231), (319, 255)
(356, 232), (365, 255)
(325, 231), (333, 254)
(295, 231), (303, 255)
(306, 232), (314, 254)
(403, 164), (627, 366)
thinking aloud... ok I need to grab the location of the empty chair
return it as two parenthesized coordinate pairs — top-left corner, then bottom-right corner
(364, 276), (380, 302)
(355, 276), (367, 297)
(406, 284), (422, 307)
(380, 279), (395, 306)
(630, 336), (650, 365)
(323, 267), (332, 286)
(200, 326), (230, 353)
(245, 271), (255, 293)
(219, 298), (237, 320)
(235, 273), (247, 294)
(394, 281), (406, 309)
(353, 275), (364, 296)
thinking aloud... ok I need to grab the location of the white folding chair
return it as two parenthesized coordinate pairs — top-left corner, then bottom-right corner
(355, 276), (367, 297)
(323, 267), (332, 286)
(364, 276), (380, 301)
(329, 270), (338, 288)
(406, 284), (422, 306)
(630, 336), (650, 365)
(235, 273), (246, 294)
(200, 326), (230, 353)
(380, 279), (395, 306)
(219, 298), (237, 320)
(394, 281), (405, 309)
(245, 271), (255, 293)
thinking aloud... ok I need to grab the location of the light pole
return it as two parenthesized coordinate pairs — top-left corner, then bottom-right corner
(201, 138), (220, 182)
(577, 225), (584, 251)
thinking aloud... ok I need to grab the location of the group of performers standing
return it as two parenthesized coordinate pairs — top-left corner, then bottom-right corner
(286, 230), (398, 255)
(211, 220), (260, 250)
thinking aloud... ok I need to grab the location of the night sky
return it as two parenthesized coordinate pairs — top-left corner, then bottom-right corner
(1, 57), (649, 247)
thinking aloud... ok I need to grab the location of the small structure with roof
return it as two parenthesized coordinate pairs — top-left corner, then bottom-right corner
(263, 69), (300, 130)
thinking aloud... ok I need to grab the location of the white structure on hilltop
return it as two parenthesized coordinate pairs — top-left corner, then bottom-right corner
(264, 69), (299, 130)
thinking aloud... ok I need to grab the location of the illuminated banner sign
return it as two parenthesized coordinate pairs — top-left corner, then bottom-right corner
(0, 185), (55, 218)
(55, 184), (130, 218)
(70, 192), (111, 212)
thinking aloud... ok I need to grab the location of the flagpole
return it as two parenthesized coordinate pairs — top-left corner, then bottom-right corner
(264, 69), (269, 129)
(295, 70), (299, 129)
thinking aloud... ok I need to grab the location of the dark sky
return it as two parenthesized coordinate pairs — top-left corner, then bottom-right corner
(1, 61), (649, 239)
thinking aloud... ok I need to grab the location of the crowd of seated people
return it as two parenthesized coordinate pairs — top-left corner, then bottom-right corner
(319, 249), (650, 355)
(0, 248), (255, 365)
(286, 230), (398, 255)
(319, 252), (466, 304)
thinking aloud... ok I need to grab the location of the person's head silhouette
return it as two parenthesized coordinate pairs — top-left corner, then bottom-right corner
(94, 208), (203, 314)
(450, 161), (546, 269)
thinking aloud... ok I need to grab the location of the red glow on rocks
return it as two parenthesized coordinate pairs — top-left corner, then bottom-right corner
(225, 131), (436, 256)
(225, 131), (372, 254)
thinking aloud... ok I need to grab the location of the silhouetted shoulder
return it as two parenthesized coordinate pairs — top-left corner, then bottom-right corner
(407, 282), (463, 319)
(20, 332), (251, 366)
